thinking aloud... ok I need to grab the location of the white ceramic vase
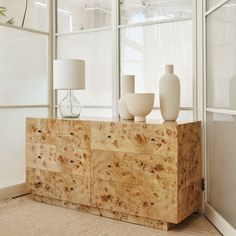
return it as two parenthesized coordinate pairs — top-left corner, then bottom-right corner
(126, 93), (155, 122)
(159, 65), (180, 121)
(118, 75), (135, 120)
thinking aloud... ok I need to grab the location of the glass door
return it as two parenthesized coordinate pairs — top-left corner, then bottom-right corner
(0, 0), (50, 188)
(56, 0), (113, 118)
(204, 1), (236, 235)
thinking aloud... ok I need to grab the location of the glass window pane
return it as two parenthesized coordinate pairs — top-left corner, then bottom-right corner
(0, 108), (48, 188)
(0, 26), (48, 105)
(207, 112), (236, 229)
(0, 0), (48, 32)
(147, 109), (193, 121)
(207, 0), (223, 10)
(56, 108), (191, 121)
(57, 0), (111, 33)
(120, 21), (192, 107)
(120, 0), (192, 25)
(57, 107), (112, 118)
(57, 30), (112, 106)
(206, 0), (236, 110)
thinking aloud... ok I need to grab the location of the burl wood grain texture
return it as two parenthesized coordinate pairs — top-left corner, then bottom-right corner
(90, 121), (201, 224)
(26, 118), (201, 229)
(91, 150), (177, 190)
(26, 143), (91, 177)
(91, 178), (177, 223)
(26, 118), (91, 206)
(26, 168), (90, 205)
(177, 122), (202, 187)
(26, 118), (91, 148)
(33, 194), (173, 230)
(177, 122), (202, 221)
(178, 179), (202, 221)
(91, 122), (177, 156)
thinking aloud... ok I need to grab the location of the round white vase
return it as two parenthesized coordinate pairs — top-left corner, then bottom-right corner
(118, 75), (135, 120)
(118, 97), (134, 120)
(126, 93), (155, 122)
(159, 65), (180, 121)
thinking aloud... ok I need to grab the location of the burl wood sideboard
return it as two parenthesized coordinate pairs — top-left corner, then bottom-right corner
(26, 118), (201, 231)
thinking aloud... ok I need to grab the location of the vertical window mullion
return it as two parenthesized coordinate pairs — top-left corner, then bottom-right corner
(112, 0), (120, 118)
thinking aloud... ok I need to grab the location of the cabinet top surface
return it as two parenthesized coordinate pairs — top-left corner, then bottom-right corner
(26, 116), (200, 126)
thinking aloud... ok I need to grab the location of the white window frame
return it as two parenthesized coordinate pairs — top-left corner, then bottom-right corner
(53, 0), (196, 119)
(0, 1), (52, 113)
(203, 0), (236, 235)
(0, 0), (52, 196)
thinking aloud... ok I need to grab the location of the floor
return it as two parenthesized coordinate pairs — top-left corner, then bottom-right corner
(0, 195), (221, 236)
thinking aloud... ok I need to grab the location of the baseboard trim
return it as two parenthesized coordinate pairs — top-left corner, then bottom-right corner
(0, 183), (30, 201)
(205, 203), (236, 236)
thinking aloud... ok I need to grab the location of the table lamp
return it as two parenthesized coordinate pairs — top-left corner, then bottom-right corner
(53, 59), (85, 118)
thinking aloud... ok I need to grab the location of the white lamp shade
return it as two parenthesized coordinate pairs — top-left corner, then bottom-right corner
(53, 59), (85, 90)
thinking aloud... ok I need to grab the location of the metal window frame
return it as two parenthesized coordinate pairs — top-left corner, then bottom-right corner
(118, 16), (192, 29)
(2, 1), (236, 234)
(0, 2), (52, 113)
(53, 0), (195, 119)
(205, 0), (229, 16)
(203, 0), (236, 235)
(0, 22), (49, 35)
(0, 1), (195, 117)
(0, 1), (52, 191)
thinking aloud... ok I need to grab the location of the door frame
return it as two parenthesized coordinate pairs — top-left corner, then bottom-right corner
(202, 0), (236, 235)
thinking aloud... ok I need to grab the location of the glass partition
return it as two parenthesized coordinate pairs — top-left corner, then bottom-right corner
(207, 112), (236, 229)
(57, 29), (112, 107)
(0, 0), (48, 32)
(57, 0), (111, 33)
(207, 0), (223, 10)
(56, 0), (194, 118)
(120, 0), (192, 25)
(207, 0), (236, 110)
(120, 20), (193, 108)
(0, 0), (49, 188)
(205, 0), (236, 232)
(0, 26), (48, 105)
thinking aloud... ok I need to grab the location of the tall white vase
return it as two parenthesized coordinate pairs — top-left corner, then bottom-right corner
(159, 65), (180, 121)
(118, 75), (135, 120)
